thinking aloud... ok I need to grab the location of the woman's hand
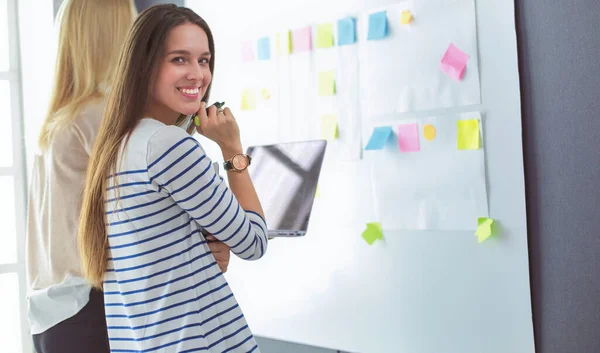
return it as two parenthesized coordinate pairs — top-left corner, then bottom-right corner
(195, 102), (242, 154)
(206, 235), (231, 273)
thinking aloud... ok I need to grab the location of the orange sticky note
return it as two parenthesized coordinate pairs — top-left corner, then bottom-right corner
(400, 10), (413, 24)
(423, 124), (436, 141)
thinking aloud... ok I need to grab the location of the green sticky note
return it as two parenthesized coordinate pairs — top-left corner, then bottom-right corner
(194, 115), (200, 127)
(318, 71), (336, 96)
(475, 217), (494, 243)
(241, 89), (256, 111)
(361, 222), (383, 245)
(457, 119), (480, 150)
(316, 23), (334, 49)
(276, 30), (292, 55)
(320, 115), (338, 140)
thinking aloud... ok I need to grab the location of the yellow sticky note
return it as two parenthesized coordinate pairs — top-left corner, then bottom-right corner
(260, 88), (271, 100)
(316, 23), (334, 49)
(475, 217), (495, 243)
(361, 222), (383, 245)
(276, 30), (292, 55)
(241, 89), (256, 111)
(320, 115), (338, 140)
(423, 124), (436, 141)
(318, 71), (336, 96)
(400, 10), (413, 24)
(457, 119), (480, 150)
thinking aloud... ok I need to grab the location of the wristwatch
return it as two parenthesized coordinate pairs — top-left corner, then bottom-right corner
(223, 153), (252, 172)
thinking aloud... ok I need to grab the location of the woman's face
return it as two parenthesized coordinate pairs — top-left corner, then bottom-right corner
(147, 23), (212, 123)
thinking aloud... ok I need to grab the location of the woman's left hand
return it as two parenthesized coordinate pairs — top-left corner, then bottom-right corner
(206, 235), (231, 273)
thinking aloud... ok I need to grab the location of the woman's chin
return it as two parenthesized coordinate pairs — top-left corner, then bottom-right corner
(180, 106), (200, 116)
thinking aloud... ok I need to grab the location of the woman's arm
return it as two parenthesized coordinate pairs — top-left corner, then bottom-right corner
(146, 126), (267, 260)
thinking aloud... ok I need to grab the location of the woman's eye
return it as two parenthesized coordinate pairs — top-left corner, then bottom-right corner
(199, 58), (209, 64)
(172, 57), (186, 63)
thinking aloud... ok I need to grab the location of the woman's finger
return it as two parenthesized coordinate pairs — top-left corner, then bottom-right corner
(222, 107), (234, 119)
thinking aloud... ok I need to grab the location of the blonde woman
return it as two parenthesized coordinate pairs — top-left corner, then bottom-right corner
(26, 1), (230, 352)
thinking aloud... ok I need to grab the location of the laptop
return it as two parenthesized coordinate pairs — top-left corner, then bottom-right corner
(247, 140), (327, 237)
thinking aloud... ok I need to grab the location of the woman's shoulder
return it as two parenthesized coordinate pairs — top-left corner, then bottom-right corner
(141, 119), (197, 148)
(138, 120), (204, 167)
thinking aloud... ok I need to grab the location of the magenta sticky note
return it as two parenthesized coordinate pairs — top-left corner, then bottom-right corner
(293, 26), (312, 52)
(440, 43), (470, 81)
(397, 123), (420, 152)
(242, 40), (255, 62)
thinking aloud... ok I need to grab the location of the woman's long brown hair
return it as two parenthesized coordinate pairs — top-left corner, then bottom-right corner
(78, 4), (215, 289)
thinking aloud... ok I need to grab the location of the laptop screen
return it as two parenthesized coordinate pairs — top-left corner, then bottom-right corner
(247, 140), (327, 233)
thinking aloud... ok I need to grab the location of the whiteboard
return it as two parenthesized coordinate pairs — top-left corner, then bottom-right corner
(186, 0), (535, 352)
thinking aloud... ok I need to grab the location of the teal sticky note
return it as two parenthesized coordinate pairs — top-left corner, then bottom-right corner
(257, 37), (271, 60)
(365, 126), (393, 150)
(337, 17), (356, 46)
(367, 11), (388, 40)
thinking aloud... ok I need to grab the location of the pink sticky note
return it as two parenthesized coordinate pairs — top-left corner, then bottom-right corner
(293, 26), (312, 52)
(242, 40), (255, 62)
(397, 123), (420, 152)
(440, 43), (470, 81)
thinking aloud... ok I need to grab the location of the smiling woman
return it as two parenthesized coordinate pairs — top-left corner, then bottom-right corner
(78, 4), (268, 353)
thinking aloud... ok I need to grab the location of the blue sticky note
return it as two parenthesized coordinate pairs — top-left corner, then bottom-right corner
(365, 126), (393, 150)
(257, 37), (271, 60)
(367, 11), (388, 40)
(337, 17), (356, 46)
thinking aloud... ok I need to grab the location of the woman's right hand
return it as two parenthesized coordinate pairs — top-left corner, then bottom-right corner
(195, 102), (242, 153)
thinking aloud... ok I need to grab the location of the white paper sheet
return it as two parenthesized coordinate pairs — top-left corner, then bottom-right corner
(235, 57), (281, 148)
(359, 0), (481, 118)
(313, 20), (362, 161)
(368, 112), (488, 230)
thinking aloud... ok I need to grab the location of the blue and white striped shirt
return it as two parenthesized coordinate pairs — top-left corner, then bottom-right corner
(103, 118), (267, 353)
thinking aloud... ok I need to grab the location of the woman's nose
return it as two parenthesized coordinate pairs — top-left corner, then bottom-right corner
(185, 63), (204, 82)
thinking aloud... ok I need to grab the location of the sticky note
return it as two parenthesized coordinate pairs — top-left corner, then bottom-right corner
(293, 26), (312, 52)
(365, 126), (393, 150)
(397, 123), (420, 152)
(260, 88), (271, 100)
(316, 23), (334, 49)
(476, 217), (494, 243)
(362, 222), (383, 245)
(315, 184), (320, 198)
(241, 40), (255, 62)
(457, 119), (480, 150)
(241, 89), (256, 111)
(318, 71), (336, 96)
(423, 124), (436, 141)
(440, 43), (470, 81)
(320, 115), (338, 140)
(367, 11), (388, 40)
(337, 17), (356, 46)
(257, 37), (271, 60)
(276, 30), (292, 55)
(400, 10), (413, 24)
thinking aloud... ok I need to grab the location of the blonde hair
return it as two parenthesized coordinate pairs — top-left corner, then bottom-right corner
(78, 5), (215, 289)
(38, 0), (137, 149)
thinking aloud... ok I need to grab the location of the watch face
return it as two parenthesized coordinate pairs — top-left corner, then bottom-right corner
(232, 154), (248, 170)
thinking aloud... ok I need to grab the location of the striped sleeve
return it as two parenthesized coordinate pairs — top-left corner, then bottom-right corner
(146, 126), (267, 260)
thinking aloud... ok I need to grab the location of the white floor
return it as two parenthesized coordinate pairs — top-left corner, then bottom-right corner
(256, 337), (343, 353)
